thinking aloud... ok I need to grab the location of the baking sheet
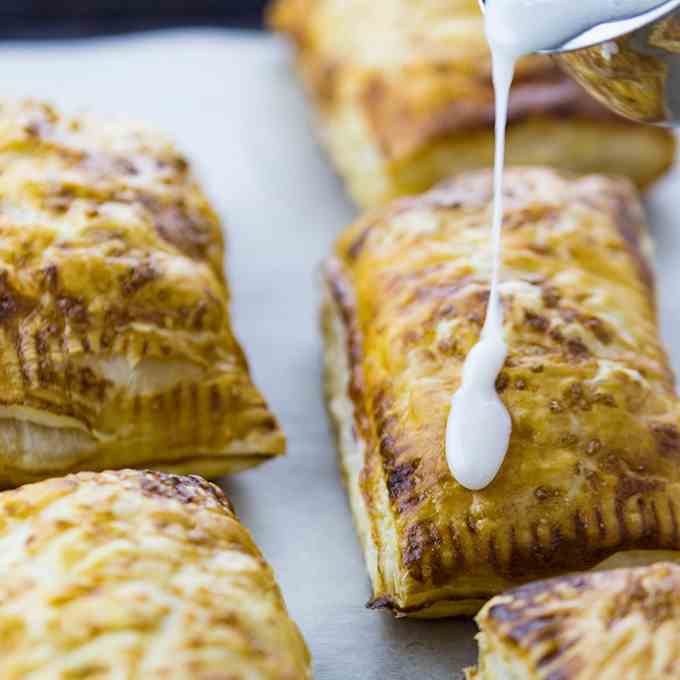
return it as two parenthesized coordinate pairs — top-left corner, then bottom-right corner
(1, 29), (678, 679)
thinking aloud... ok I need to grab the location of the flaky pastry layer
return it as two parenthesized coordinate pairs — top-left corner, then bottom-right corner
(323, 167), (680, 617)
(270, 0), (676, 207)
(469, 562), (680, 679)
(0, 469), (311, 679)
(0, 100), (284, 486)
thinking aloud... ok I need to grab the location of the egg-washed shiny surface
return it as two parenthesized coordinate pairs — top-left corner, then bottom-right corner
(268, 0), (676, 208)
(468, 562), (680, 679)
(0, 469), (311, 679)
(322, 167), (680, 618)
(0, 100), (284, 487)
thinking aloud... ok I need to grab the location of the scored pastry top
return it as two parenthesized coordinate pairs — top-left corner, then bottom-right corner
(0, 469), (312, 679)
(471, 561), (680, 679)
(270, 0), (615, 161)
(271, 0), (676, 208)
(0, 99), (284, 484)
(326, 167), (680, 615)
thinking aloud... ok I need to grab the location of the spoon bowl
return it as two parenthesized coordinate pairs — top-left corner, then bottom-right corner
(479, 0), (680, 125)
(479, 1), (680, 54)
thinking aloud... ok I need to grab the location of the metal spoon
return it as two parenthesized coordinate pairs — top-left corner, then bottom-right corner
(479, 0), (680, 125)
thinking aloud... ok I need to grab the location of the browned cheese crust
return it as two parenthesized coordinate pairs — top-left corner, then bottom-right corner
(470, 562), (680, 679)
(0, 469), (312, 678)
(322, 167), (680, 618)
(269, 0), (676, 207)
(0, 100), (284, 487)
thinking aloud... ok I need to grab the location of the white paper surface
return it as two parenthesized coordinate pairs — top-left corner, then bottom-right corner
(0, 29), (677, 679)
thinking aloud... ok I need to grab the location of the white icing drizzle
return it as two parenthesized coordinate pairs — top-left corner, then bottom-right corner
(445, 51), (513, 492)
(445, 0), (664, 491)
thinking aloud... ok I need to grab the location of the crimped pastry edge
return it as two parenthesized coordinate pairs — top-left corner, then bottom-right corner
(0, 99), (286, 484)
(321, 168), (680, 617)
(269, 0), (677, 208)
(0, 468), (313, 679)
(322, 278), (487, 617)
(322, 318), (680, 619)
(467, 558), (680, 679)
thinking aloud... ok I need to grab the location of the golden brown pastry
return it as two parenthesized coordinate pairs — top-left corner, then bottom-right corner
(0, 100), (284, 487)
(269, 0), (676, 208)
(468, 562), (680, 679)
(322, 167), (680, 618)
(0, 469), (312, 679)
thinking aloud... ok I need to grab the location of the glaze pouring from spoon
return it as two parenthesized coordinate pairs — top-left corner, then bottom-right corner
(445, 0), (668, 491)
(445, 49), (513, 492)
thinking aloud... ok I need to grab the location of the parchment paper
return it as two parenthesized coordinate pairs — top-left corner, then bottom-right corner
(0, 29), (677, 679)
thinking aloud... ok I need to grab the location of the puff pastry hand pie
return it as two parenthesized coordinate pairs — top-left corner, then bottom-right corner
(323, 167), (680, 618)
(0, 100), (284, 487)
(0, 469), (312, 679)
(269, 0), (676, 208)
(468, 562), (680, 679)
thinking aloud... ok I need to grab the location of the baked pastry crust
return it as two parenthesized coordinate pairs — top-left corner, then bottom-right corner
(468, 562), (680, 679)
(322, 167), (680, 618)
(0, 100), (284, 486)
(0, 469), (311, 679)
(269, 0), (676, 208)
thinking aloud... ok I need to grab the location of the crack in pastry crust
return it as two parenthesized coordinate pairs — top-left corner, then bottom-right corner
(322, 167), (680, 618)
(0, 469), (312, 679)
(469, 562), (680, 679)
(0, 100), (285, 486)
(269, 0), (676, 207)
